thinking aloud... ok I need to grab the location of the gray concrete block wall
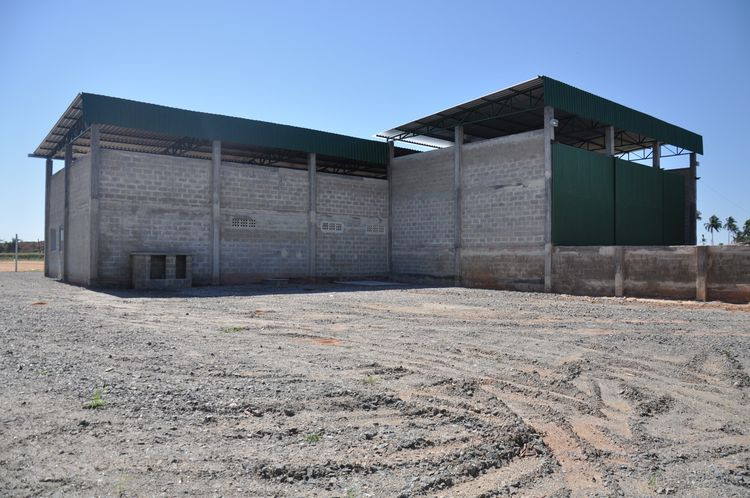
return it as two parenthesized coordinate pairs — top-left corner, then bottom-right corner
(390, 147), (454, 280)
(220, 163), (308, 283)
(48, 169), (65, 278)
(316, 173), (388, 277)
(66, 154), (92, 285)
(97, 150), (212, 286)
(460, 131), (546, 290)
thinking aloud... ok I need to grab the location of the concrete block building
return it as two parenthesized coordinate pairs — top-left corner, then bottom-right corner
(34, 76), (733, 299)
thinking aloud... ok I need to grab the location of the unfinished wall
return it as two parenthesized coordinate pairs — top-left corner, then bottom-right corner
(624, 246), (696, 299)
(48, 169), (65, 279)
(220, 163), (309, 283)
(552, 245), (750, 303)
(552, 246), (615, 296)
(460, 130), (546, 290)
(316, 173), (388, 277)
(707, 246), (750, 303)
(390, 147), (454, 281)
(66, 154), (92, 285)
(97, 150), (212, 286)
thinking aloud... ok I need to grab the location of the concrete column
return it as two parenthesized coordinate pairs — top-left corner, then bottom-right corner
(604, 126), (615, 156)
(696, 245), (708, 301)
(44, 158), (52, 277)
(453, 126), (464, 286)
(63, 143), (72, 282)
(210, 140), (221, 285)
(614, 246), (625, 297)
(652, 141), (661, 169)
(543, 106), (555, 292)
(89, 124), (101, 286)
(387, 142), (394, 277)
(307, 152), (317, 279)
(689, 152), (698, 245)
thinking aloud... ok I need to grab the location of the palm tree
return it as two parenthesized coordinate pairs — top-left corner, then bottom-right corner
(704, 215), (722, 245)
(724, 216), (739, 244)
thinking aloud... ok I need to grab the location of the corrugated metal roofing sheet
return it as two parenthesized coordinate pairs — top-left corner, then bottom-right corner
(33, 93), (390, 165)
(542, 77), (703, 154)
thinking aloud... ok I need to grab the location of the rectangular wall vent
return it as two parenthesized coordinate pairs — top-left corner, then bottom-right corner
(321, 221), (343, 233)
(231, 217), (256, 229)
(366, 224), (385, 234)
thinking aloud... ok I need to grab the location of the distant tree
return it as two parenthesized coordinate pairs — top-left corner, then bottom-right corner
(724, 216), (739, 244)
(701, 234), (707, 245)
(704, 215), (722, 245)
(696, 210), (702, 221)
(736, 219), (750, 245)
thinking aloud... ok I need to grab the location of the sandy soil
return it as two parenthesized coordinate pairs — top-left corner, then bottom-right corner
(1, 273), (749, 497)
(0, 261), (43, 272)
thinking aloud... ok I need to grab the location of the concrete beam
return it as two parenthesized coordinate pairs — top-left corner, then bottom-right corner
(604, 126), (615, 156)
(307, 152), (317, 279)
(89, 124), (101, 286)
(543, 106), (555, 292)
(696, 245), (708, 301)
(453, 126), (464, 286)
(63, 143), (72, 282)
(652, 141), (661, 169)
(211, 140), (221, 285)
(689, 152), (698, 245)
(44, 158), (52, 277)
(387, 142), (394, 277)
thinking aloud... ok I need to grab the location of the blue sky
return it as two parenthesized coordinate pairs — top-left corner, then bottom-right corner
(1, 0), (748, 244)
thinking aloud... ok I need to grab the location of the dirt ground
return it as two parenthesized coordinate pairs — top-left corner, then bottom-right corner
(0, 261), (43, 272)
(1, 274), (749, 497)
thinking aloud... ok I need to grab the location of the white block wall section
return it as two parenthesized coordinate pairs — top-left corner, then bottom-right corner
(66, 154), (92, 285)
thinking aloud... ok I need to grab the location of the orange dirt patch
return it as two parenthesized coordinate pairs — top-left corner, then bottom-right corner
(31, 301), (47, 306)
(310, 337), (342, 346)
(0, 261), (44, 272)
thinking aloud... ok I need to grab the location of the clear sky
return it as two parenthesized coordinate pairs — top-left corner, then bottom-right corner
(1, 0), (748, 244)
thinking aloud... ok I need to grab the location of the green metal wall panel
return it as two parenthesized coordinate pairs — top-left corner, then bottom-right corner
(553, 145), (686, 246)
(543, 77), (703, 154)
(552, 143), (615, 245)
(615, 159), (663, 245)
(80, 93), (389, 165)
(662, 171), (686, 245)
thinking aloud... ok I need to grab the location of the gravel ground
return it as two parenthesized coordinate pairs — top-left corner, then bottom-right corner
(1, 273), (749, 497)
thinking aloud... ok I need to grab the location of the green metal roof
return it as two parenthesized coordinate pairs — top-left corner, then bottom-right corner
(542, 77), (703, 154)
(379, 76), (703, 156)
(32, 93), (390, 166)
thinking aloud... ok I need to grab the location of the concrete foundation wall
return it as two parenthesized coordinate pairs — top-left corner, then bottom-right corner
(461, 131), (546, 290)
(707, 246), (750, 303)
(552, 245), (750, 303)
(98, 150), (212, 286)
(48, 169), (65, 278)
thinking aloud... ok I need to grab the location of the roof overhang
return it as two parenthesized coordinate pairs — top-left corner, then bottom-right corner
(32, 93), (392, 178)
(378, 76), (703, 156)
